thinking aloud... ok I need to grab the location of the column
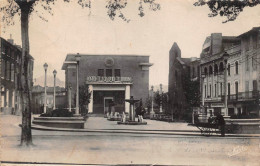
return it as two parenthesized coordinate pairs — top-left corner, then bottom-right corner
(125, 85), (130, 113)
(88, 85), (93, 113)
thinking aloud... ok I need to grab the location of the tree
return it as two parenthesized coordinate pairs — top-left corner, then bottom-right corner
(194, 0), (260, 23)
(77, 84), (91, 116)
(154, 90), (169, 113)
(0, 0), (160, 146)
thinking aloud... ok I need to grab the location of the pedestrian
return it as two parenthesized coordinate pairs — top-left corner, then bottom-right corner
(215, 112), (225, 137)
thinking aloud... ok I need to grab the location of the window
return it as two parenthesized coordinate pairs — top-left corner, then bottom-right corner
(235, 61), (239, 74)
(253, 80), (257, 92)
(214, 84), (217, 97)
(192, 67), (195, 78)
(228, 83), (231, 99)
(106, 69), (112, 77)
(219, 62), (224, 72)
(209, 84), (212, 97)
(98, 69), (104, 77)
(114, 69), (121, 77)
(228, 64), (230, 76)
(204, 67), (208, 75)
(72, 72), (76, 77)
(1, 59), (5, 78)
(246, 55), (249, 71)
(235, 82), (238, 99)
(252, 54), (257, 71)
(6, 61), (10, 80)
(204, 85), (207, 98)
(214, 64), (218, 75)
(209, 65), (213, 75)
(245, 81), (249, 92)
(220, 83), (223, 96)
(11, 63), (14, 81)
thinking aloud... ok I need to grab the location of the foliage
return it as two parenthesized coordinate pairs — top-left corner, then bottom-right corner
(73, 84), (91, 115)
(154, 90), (169, 112)
(0, 0), (160, 27)
(79, 84), (91, 115)
(194, 0), (260, 23)
(183, 78), (201, 108)
(40, 108), (73, 117)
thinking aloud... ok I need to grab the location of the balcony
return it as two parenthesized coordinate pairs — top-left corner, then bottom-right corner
(227, 91), (259, 101)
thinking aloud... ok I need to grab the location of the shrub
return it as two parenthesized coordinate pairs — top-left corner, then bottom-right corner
(40, 109), (73, 117)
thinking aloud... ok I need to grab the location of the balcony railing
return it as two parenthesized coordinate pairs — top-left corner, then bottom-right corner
(227, 91), (259, 101)
(204, 91), (259, 102)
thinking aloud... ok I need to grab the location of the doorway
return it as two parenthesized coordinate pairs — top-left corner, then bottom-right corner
(104, 97), (113, 114)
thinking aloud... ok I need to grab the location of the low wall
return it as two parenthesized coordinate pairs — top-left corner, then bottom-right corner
(32, 117), (86, 129)
(226, 119), (260, 134)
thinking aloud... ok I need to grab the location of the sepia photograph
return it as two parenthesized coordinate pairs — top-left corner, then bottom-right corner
(0, 0), (260, 165)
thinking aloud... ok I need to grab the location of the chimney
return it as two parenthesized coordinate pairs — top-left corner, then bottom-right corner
(7, 34), (14, 45)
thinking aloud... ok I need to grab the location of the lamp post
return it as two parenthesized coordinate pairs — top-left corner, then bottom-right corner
(159, 84), (163, 113)
(151, 85), (154, 114)
(68, 84), (72, 112)
(223, 52), (229, 116)
(53, 70), (57, 110)
(43, 63), (48, 113)
(75, 53), (81, 116)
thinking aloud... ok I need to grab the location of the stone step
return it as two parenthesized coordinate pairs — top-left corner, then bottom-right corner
(34, 117), (84, 121)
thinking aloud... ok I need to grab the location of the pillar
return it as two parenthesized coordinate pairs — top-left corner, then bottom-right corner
(125, 85), (130, 113)
(88, 85), (93, 113)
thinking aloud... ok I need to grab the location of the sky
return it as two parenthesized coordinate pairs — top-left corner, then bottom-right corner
(1, 0), (260, 87)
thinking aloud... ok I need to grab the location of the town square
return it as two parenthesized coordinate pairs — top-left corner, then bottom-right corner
(1, 0), (260, 165)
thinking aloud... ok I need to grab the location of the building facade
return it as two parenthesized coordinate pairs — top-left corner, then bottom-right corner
(0, 36), (34, 115)
(200, 28), (260, 118)
(168, 43), (200, 119)
(62, 54), (152, 114)
(32, 85), (66, 114)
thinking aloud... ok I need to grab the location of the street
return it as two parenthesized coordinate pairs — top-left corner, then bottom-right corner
(1, 115), (259, 165)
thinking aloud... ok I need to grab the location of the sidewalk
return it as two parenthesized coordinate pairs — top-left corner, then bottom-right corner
(32, 116), (260, 138)
(1, 114), (260, 138)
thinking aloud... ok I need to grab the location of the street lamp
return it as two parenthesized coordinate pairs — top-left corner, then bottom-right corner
(43, 63), (48, 113)
(223, 52), (229, 116)
(75, 53), (81, 116)
(53, 70), (57, 110)
(68, 84), (72, 112)
(151, 85), (154, 115)
(159, 84), (163, 113)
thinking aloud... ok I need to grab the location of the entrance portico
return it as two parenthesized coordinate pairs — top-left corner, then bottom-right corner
(87, 81), (131, 114)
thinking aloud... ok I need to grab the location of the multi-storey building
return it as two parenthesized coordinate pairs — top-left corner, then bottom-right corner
(200, 27), (260, 118)
(62, 54), (152, 114)
(0, 36), (34, 115)
(168, 43), (200, 119)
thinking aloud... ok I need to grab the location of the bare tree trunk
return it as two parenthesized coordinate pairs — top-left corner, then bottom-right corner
(19, 3), (33, 146)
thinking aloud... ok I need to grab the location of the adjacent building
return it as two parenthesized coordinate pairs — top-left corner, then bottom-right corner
(168, 43), (200, 119)
(62, 54), (153, 114)
(31, 85), (66, 114)
(0, 36), (34, 115)
(200, 27), (260, 118)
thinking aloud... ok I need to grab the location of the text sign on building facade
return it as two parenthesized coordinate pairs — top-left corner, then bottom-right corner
(211, 103), (224, 107)
(86, 76), (132, 83)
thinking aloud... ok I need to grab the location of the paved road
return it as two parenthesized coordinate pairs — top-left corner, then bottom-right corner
(1, 115), (259, 165)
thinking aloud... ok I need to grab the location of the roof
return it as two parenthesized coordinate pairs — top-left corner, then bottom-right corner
(238, 27), (260, 37)
(62, 53), (150, 70)
(0, 37), (34, 60)
(32, 85), (66, 93)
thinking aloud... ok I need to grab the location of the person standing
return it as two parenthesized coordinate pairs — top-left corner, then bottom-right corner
(216, 112), (225, 137)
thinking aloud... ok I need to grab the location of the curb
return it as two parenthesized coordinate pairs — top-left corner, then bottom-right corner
(31, 125), (260, 138)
